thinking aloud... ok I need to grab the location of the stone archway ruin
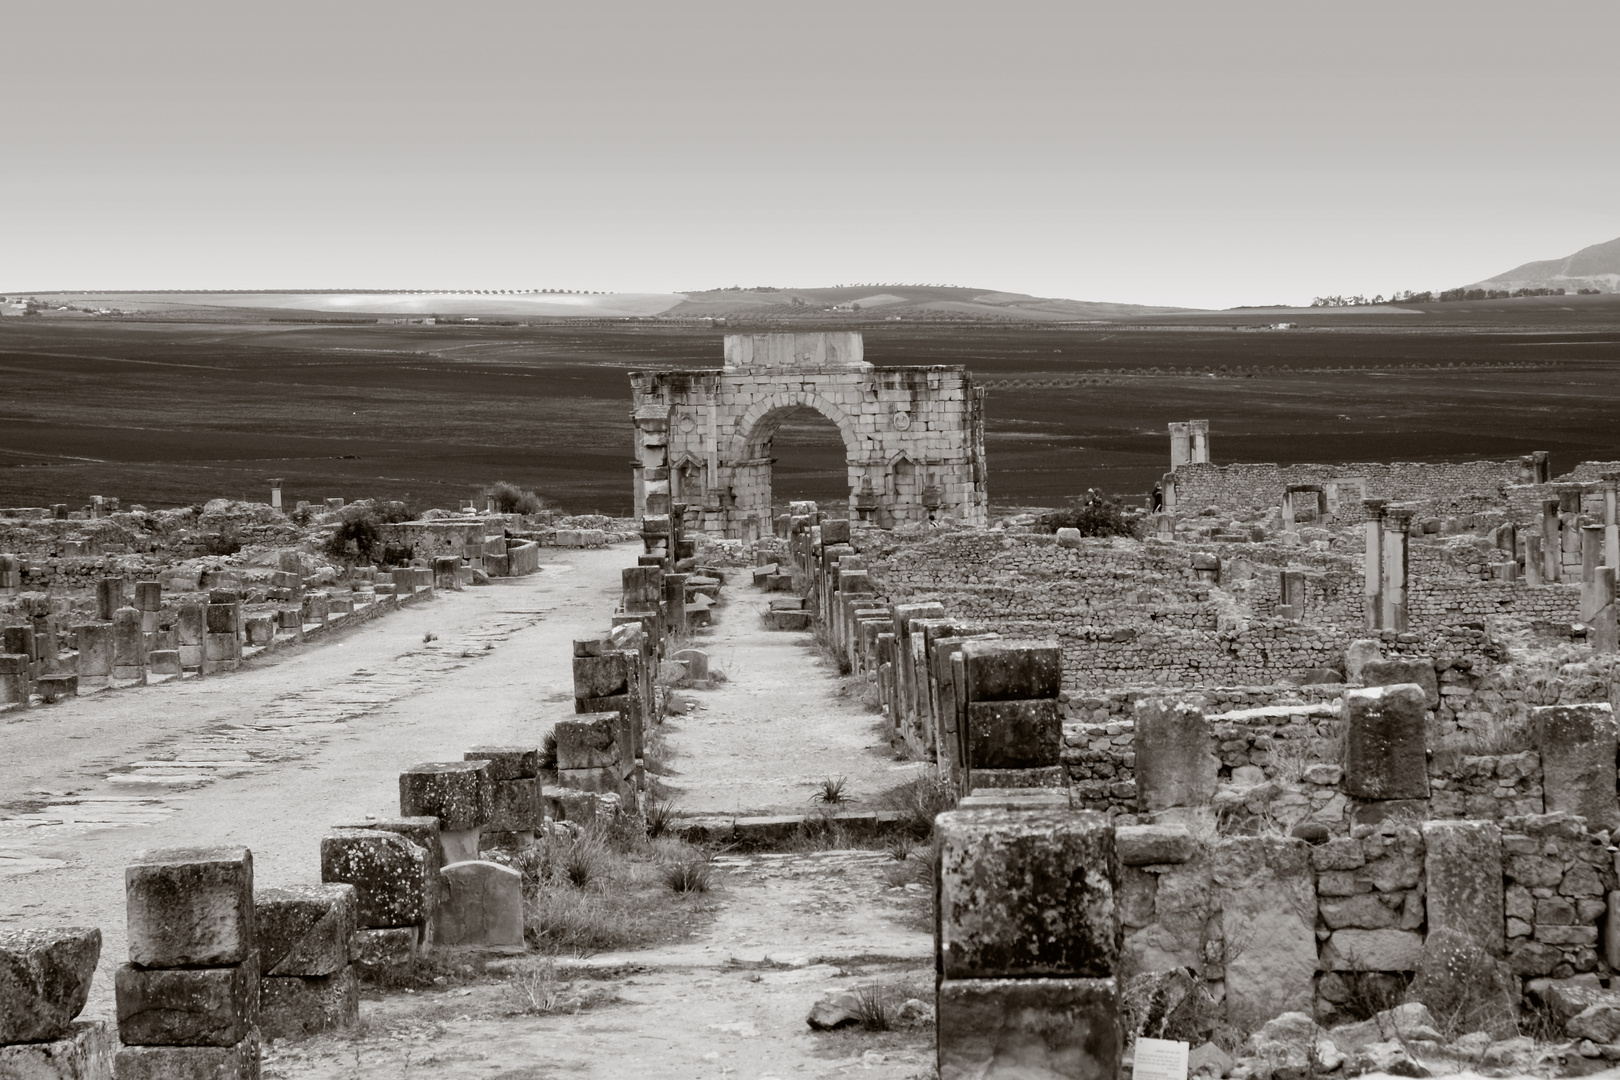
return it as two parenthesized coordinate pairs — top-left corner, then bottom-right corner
(629, 332), (989, 538)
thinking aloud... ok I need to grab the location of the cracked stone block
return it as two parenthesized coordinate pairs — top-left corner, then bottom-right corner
(556, 766), (623, 795)
(319, 830), (430, 928)
(255, 885), (356, 978)
(1344, 685), (1430, 801)
(125, 847), (255, 968)
(937, 977), (1119, 1080)
(1534, 704), (1620, 832)
(115, 954), (259, 1047)
(259, 968), (359, 1041)
(433, 861), (524, 948)
(464, 746), (539, 781)
(1215, 836), (1317, 1017)
(398, 761), (491, 831)
(938, 806), (1117, 979)
(0, 1019), (115, 1079)
(959, 638), (1062, 701)
(1423, 819), (1504, 955)
(1323, 928), (1425, 971)
(0, 926), (101, 1043)
(113, 1028), (259, 1080)
(965, 699), (1062, 770)
(573, 653), (631, 699)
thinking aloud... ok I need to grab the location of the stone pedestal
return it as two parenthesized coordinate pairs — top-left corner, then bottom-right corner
(1534, 704), (1620, 831)
(1133, 699), (1217, 813)
(1344, 684), (1429, 801)
(1423, 820), (1504, 955)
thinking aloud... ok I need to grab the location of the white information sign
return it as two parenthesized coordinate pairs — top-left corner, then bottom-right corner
(1134, 1037), (1190, 1080)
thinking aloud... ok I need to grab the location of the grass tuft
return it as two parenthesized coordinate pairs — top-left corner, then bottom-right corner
(878, 772), (958, 837)
(811, 776), (850, 805)
(658, 843), (714, 894)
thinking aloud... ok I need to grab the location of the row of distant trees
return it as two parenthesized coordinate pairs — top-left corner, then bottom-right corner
(1311, 286), (1603, 307)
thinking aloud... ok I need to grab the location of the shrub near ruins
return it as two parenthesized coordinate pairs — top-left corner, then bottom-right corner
(1038, 490), (1139, 539)
(322, 500), (413, 565)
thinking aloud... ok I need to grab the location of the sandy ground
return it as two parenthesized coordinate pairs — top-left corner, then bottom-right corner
(0, 545), (934, 1078)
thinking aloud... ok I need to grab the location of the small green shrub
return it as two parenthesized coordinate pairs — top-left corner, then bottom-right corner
(811, 776), (850, 805)
(323, 500), (413, 564)
(658, 845), (713, 893)
(1038, 490), (1138, 539)
(489, 481), (547, 515)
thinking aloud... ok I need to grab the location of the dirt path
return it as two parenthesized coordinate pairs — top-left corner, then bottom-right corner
(655, 586), (929, 816)
(0, 544), (639, 1017)
(1, 549), (937, 1077)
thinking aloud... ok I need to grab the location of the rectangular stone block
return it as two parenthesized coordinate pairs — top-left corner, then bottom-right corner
(464, 745), (539, 781)
(115, 955), (258, 1046)
(488, 777), (542, 832)
(1343, 684), (1430, 801)
(347, 927), (417, 979)
(204, 604), (237, 635)
(554, 717), (618, 770)
(1216, 836), (1318, 1017)
(556, 766), (622, 794)
(255, 885), (356, 978)
(0, 1019), (116, 1079)
(113, 1029), (258, 1080)
(0, 926), (102, 1043)
(937, 977), (1119, 1080)
(1323, 928), (1424, 971)
(147, 650), (182, 676)
(433, 860), (525, 948)
(259, 968), (358, 1041)
(1134, 699), (1217, 812)
(1423, 819), (1504, 955)
(1534, 704), (1620, 831)
(330, 817), (444, 877)
(965, 699), (1062, 770)
(960, 638), (1062, 701)
(938, 807), (1117, 979)
(125, 847), (255, 967)
(398, 760), (491, 831)
(970, 765), (1067, 789)
(320, 830), (430, 928)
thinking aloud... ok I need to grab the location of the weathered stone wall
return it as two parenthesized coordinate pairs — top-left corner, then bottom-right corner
(1170, 459), (1531, 519)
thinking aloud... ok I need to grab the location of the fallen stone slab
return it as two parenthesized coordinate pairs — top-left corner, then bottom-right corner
(115, 955), (259, 1047)
(0, 926), (102, 1043)
(125, 847), (255, 968)
(260, 968), (359, 1041)
(256, 885), (357, 978)
(0, 1019), (115, 1078)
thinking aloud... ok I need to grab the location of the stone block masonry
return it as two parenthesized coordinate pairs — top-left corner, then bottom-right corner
(117, 846), (261, 1078)
(629, 332), (988, 539)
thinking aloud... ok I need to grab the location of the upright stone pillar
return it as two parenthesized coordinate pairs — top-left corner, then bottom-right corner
(399, 761), (493, 865)
(1168, 422), (1191, 469)
(1603, 473), (1620, 572)
(117, 846), (260, 1077)
(1364, 499), (1387, 629)
(269, 479), (283, 509)
(204, 592), (243, 674)
(1582, 524), (1605, 622)
(891, 603), (946, 754)
(177, 601), (205, 672)
(134, 581), (162, 635)
(1380, 506), (1413, 632)
(76, 623), (113, 688)
(959, 638), (1064, 790)
(96, 577), (124, 621)
(1534, 704), (1620, 831)
(1423, 820), (1504, 955)
(1542, 499), (1563, 583)
(1343, 684), (1429, 801)
(1134, 699), (1217, 814)
(111, 607), (146, 684)
(662, 573), (689, 637)
(1593, 567), (1618, 654)
(1525, 534), (1544, 585)
(1188, 419), (1210, 464)
(936, 806), (1120, 1080)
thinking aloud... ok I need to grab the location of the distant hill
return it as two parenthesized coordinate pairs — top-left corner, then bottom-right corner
(668, 285), (1196, 321)
(1468, 235), (1620, 294)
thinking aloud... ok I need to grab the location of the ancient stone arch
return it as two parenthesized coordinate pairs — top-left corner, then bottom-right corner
(629, 332), (988, 538)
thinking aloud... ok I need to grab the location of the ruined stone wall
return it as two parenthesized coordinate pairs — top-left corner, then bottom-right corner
(1503, 461), (1620, 524)
(1172, 460), (1527, 519)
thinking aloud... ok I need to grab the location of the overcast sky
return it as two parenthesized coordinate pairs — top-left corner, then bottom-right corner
(5, 0), (1618, 308)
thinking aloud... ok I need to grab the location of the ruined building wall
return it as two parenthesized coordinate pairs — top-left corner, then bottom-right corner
(1171, 459), (1529, 520)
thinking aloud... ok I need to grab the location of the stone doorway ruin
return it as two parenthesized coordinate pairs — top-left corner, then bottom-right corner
(629, 332), (988, 539)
